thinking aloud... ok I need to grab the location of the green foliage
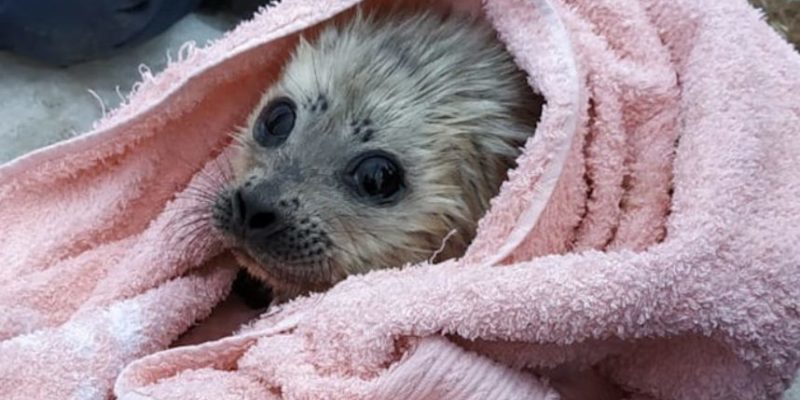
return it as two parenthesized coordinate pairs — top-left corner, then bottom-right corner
(751, 0), (800, 49)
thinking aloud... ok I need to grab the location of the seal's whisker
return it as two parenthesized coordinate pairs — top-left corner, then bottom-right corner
(204, 7), (541, 301)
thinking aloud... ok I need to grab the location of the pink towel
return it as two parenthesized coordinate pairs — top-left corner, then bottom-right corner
(2, 0), (799, 398)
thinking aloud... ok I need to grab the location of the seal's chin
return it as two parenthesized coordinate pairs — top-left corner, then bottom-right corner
(230, 248), (274, 282)
(229, 247), (332, 297)
(230, 248), (259, 270)
(229, 248), (287, 294)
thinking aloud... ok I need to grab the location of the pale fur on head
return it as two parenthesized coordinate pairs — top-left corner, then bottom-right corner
(213, 7), (543, 298)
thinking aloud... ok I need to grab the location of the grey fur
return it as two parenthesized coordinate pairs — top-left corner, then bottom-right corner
(213, 8), (543, 297)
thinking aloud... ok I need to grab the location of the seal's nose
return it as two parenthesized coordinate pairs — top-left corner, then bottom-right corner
(232, 187), (286, 238)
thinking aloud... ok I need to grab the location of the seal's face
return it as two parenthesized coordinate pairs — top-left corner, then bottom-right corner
(213, 10), (543, 295)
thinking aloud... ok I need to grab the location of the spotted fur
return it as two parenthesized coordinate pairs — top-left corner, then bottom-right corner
(214, 8), (544, 298)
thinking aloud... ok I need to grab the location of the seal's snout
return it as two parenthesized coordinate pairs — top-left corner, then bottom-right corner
(232, 187), (287, 240)
(215, 179), (331, 278)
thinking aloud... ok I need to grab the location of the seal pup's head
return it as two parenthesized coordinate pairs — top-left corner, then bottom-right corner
(213, 8), (543, 296)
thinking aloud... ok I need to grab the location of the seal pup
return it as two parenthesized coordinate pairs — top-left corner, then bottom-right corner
(213, 7), (544, 300)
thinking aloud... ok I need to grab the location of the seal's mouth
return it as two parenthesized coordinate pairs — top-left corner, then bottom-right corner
(229, 248), (286, 293)
(229, 247), (307, 290)
(230, 248), (262, 272)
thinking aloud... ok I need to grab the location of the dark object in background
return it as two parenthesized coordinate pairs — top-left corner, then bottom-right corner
(201, 0), (280, 19)
(0, 0), (278, 67)
(231, 268), (273, 309)
(0, 0), (202, 66)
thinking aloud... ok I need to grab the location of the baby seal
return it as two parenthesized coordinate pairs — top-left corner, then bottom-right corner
(213, 8), (544, 299)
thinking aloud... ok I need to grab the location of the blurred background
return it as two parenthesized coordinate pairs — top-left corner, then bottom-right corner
(754, 0), (800, 49)
(0, 0), (275, 163)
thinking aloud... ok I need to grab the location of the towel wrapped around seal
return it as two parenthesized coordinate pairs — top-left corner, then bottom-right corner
(1, 0), (799, 398)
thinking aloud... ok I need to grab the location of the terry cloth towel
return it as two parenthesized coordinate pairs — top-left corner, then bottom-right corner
(1, 0), (799, 398)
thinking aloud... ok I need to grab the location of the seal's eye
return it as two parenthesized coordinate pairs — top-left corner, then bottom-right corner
(350, 153), (405, 204)
(254, 97), (296, 147)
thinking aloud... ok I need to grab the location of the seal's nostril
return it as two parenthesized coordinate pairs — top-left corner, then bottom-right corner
(248, 212), (277, 230)
(233, 189), (247, 225)
(235, 185), (286, 237)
